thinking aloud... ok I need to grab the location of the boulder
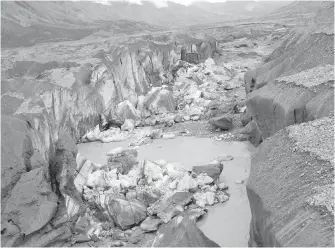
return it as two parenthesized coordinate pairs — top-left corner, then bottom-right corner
(106, 198), (147, 230)
(20, 225), (72, 247)
(147, 192), (193, 223)
(177, 174), (198, 192)
(128, 228), (145, 244)
(174, 115), (184, 123)
(193, 192), (215, 207)
(2, 168), (58, 236)
(143, 160), (164, 182)
(144, 116), (157, 126)
(131, 186), (161, 207)
(144, 87), (175, 114)
(215, 191), (230, 203)
(150, 129), (163, 139)
(181, 204), (207, 222)
(189, 107), (202, 116)
(196, 173), (214, 186)
(204, 58), (216, 67)
(116, 100), (140, 121)
(121, 119), (135, 131)
(152, 216), (220, 247)
(209, 114), (233, 130)
(162, 133), (176, 139)
(192, 164), (223, 181)
(107, 148), (138, 174)
(191, 115), (200, 121)
(184, 115), (190, 121)
(206, 191), (215, 205)
(140, 217), (162, 232)
(218, 183), (229, 190)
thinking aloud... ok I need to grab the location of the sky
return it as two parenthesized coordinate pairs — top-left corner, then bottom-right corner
(92, 0), (261, 8)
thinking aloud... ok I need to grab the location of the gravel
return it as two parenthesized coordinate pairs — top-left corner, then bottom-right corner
(275, 65), (334, 91)
(287, 116), (334, 163)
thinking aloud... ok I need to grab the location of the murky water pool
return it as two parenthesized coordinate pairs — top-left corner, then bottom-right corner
(77, 136), (254, 246)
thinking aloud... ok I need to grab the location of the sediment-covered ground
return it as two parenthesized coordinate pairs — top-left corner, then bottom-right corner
(1, 1), (334, 247)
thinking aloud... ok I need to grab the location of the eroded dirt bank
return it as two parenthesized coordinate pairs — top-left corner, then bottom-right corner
(244, 2), (334, 246)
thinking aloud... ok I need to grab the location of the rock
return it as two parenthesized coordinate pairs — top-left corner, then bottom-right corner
(150, 129), (163, 139)
(3, 168), (58, 236)
(235, 180), (245, 184)
(106, 147), (124, 156)
(22, 225), (72, 247)
(215, 191), (229, 203)
(121, 119), (135, 132)
(107, 149), (138, 175)
(128, 228), (145, 244)
(155, 159), (167, 167)
(116, 100), (140, 121)
(184, 115), (190, 121)
(204, 58), (216, 67)
(206, 192), (215, 205)
(74, 233), (91, 244)
(209, 115), (233, 130)
(177, 174), (198, 192)
(144, 116), (157, 126)
(132, 186), (161, 207)
(216, 154), (234, 161)
(165, 163), (185, 180)
(181, 204), (207, 222)
(144, 87), (175, 114)
(196, 173), (214, 186)
(106, 198), (147, 230)
(193, 192), (207, 207)
(143, 160), (164, 182)
(85, 170), (112, 188)
(140, 217), (162, 232)
(147, 192), (193, 223)
(191, 115), (200, 121)
(169, 180), (178, 189)
(99, 114), (123, 131)
(153, 216), (220, 247)
(192, 164), (223, 181)
(74, 216), (91, 234)
(218, 183), (229, 190)
(189, 107), (202, 116)
(174, 115), (184, 123)
(224, 82), (237, 90)
(162, 133), (176, 139)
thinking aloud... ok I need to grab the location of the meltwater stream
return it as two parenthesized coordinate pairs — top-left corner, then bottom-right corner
(77, 136), (254, 246)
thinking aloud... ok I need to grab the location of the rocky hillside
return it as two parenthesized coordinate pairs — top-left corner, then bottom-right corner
(1, 30), (224, 246)
(244, 2), (334, 246)
(1, 1), (291, 48)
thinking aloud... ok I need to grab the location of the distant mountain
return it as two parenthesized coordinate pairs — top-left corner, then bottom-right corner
(191, 1), (292, 19)
(0, 1), (294, 48)
(260, 1), (333, 26)
(1, 1), (293, 29)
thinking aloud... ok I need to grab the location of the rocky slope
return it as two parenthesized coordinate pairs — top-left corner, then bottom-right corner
(245, 2), (334, 246)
